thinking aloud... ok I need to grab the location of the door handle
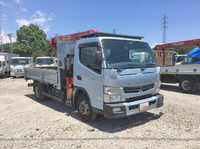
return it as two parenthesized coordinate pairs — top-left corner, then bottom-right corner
(77, 75), (82, 80)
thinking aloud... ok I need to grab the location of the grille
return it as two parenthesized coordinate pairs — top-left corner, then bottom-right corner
(123, 83), (154, 93)
(17, 69), (23, 72)
(126, 94), (153, 102)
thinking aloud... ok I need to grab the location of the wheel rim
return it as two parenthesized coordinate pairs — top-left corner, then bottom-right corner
(79, 99), (89, 117)
(182, 80), (191, 91)
(35, 86), (40, 98)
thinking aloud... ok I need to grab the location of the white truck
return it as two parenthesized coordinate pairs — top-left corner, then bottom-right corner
(0, 53), (20, 78)
(24, 31), (163, 122)
(160, 64), (200, 93)
(10, 57), (33, 78)
(35, 57), (57, 67)
(175, 54), (186, 65)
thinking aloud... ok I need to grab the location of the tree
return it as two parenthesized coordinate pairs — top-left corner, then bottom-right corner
(11, 23), (50, 59)
(0, 43), (11, 53)
(174, 45), (197, 54)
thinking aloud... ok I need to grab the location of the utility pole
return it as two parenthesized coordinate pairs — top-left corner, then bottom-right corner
(0, 4), (3, 52)
(161, 14), (168, 44)
(113, 29), (116, 34)
(7, 33), (14, 53)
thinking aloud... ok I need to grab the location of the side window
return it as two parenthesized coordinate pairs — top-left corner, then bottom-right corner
(192, 57), (200, 64)
(3, 61), (5, 66)
(80, 46), (101, 74)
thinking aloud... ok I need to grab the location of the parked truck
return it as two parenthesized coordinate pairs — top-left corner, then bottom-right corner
(0, 53), (20, 78)
(10, 57), (33, 78)
(24, 31), (163, 122)
(175, 54), (186, 65)
(154, 38), (200, 93)
(35, 57), (57, 67)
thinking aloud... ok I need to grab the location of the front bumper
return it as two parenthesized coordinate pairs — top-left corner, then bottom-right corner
(103, 94), (163, 119)
(10, 72), (24, 77)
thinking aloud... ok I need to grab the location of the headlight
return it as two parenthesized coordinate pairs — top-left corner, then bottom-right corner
(104, 86), (121, 103)
(110, 95), (121, 102)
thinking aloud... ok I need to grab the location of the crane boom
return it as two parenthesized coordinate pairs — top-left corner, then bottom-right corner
(50, 30), (98, 49)
(154, 38), (200, 50)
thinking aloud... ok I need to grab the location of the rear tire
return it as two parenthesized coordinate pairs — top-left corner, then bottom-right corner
(179, 77), (197, 94)
(3, 73), (7, 78)
(77, 93), (97, 123)
(34, 82), (46, 101)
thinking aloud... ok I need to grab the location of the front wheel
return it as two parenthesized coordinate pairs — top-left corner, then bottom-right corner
(77, 93), (97, 123)
(179, 77), (197, 94)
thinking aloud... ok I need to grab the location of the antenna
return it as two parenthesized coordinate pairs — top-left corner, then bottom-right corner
(161, 14), (168, 43)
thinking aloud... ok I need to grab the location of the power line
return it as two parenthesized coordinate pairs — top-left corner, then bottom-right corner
(161, 14), (168, 43)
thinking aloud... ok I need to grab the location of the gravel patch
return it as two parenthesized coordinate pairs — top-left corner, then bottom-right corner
(0, 77), (200, 148)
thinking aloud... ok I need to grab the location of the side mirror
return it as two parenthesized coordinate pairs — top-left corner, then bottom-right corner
(95, 51), (102, 65)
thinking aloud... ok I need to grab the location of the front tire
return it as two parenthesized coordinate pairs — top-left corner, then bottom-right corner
(77, 93), (97, 122)
(179, 77), (197, 94)
(34, 82), (46, 101)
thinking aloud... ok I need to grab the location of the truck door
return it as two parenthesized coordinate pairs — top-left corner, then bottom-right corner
(74, 42), (104, 110)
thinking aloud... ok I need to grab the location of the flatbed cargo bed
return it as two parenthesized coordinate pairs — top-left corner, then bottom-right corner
(160, 64), (200, 75)
(24, 67), (58, 85)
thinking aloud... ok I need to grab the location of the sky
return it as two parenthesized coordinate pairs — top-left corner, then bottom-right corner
(0, 0), (200, 48)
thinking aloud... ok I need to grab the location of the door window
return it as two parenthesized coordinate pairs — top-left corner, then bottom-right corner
(80, 46), (101, 74)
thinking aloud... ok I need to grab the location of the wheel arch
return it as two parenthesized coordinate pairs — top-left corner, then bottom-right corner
(73, 87), (91, 109)
(178, 75), (197, 84)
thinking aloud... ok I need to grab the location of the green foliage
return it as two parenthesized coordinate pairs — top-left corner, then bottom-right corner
(174, 45), (198, 54)
(0, 43), (11, 53)
(11, 23), (56, 59)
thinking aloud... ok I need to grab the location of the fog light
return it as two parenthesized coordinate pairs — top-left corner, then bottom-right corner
(113, 107), (121, 112)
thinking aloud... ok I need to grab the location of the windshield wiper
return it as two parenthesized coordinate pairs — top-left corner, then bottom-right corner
(144, 63), (157, 67)
(107, 61), (115, 64)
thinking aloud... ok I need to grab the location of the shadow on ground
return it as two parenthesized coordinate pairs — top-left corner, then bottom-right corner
(25, 94), (164, 133)
(161, 84), (200, 95)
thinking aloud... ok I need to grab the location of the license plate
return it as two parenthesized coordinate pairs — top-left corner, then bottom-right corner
(140, 102), (149, 111)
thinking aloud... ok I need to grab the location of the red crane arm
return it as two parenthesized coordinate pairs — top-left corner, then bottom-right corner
(154, 38), (200, 50)
(50, 30), (98, 49)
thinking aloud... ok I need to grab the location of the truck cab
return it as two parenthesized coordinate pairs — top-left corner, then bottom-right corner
(175, 54), (186, 65)
(181, 47), (200, 65)
(0, 53), (20, 78)
(35, 57), (57, 67)
(0, 56), (6, 77)
(10, 57), (33, 78)
(73, 34), (163, 119)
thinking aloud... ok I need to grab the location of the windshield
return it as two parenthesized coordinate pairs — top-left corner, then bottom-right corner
(10, 58), (29, 65)
(102, 39), (157, 69)
(182, 56), (192, 63)
(176, 56), (185, 63)
(36, 58), (54, 65)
